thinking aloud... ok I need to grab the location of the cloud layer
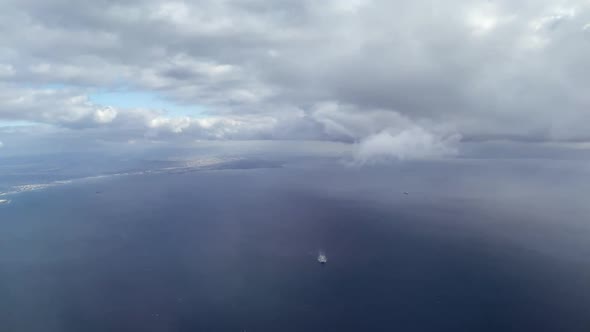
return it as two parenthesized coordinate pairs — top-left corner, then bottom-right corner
(1, 0), (589, 157)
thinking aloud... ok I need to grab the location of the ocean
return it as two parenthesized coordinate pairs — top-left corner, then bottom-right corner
(1, 157), (590, 331)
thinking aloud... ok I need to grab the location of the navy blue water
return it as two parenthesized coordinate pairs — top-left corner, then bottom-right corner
(2, 159), (590, 331)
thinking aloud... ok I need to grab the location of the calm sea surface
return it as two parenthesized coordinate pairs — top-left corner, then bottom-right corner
(2, 160), (590, 331)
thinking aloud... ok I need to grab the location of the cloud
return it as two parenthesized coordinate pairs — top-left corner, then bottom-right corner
(353, 127), (461, 164)
(0, 140), (3, 148)
(0, 84), (150, 128)
(93, 107), (118, 124)
(0, 0), (589, 153)
(0, 64), (15, 78)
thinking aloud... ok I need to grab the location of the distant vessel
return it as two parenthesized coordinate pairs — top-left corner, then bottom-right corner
(317, 252), (327, 264)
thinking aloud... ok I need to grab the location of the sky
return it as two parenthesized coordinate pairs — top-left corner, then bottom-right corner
(0, 0), (589, 161)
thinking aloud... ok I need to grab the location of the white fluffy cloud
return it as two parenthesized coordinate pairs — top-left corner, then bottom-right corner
(354, 127), (461, 164)
(93, 107), (118, 124)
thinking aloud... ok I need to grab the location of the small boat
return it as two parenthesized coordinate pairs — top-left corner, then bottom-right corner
(317, 252), (327, 264)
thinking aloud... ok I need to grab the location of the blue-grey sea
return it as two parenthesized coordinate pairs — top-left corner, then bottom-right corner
(2, 155), (590, 331)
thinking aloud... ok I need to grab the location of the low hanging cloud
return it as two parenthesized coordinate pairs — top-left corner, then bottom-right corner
(353, 127), (461, 164)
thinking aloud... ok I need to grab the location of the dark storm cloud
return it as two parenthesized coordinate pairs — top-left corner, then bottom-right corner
(0, 0), (589, 159)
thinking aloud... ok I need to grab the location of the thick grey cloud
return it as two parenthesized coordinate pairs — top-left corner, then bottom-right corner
(0, 0), (589, 157)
